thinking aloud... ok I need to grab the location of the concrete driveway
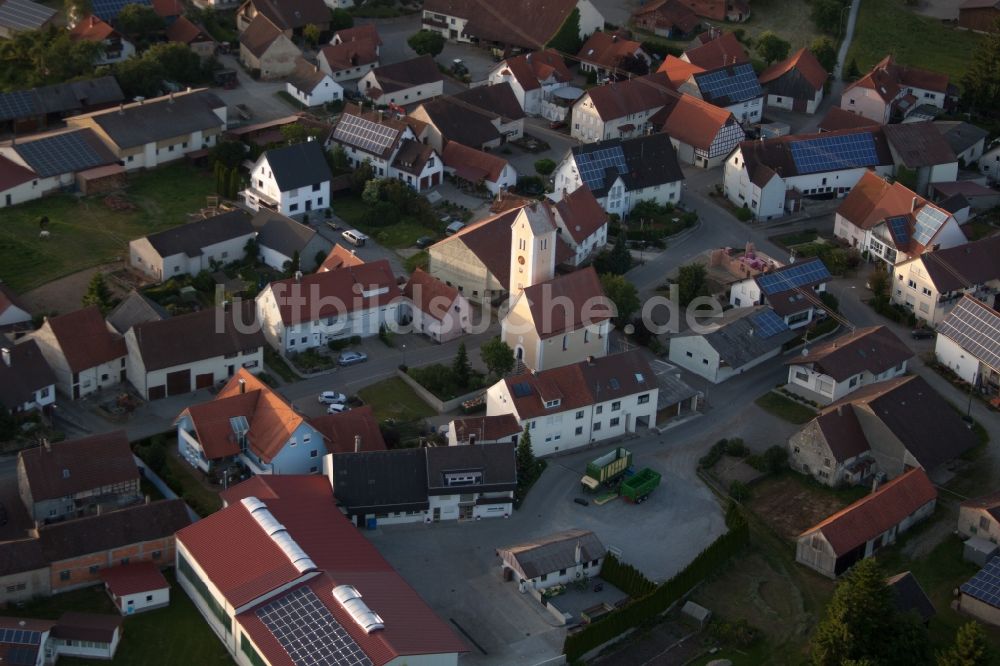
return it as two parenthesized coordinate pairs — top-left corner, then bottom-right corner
(213, 54), (300, 125)
(437, 42), (499, 84)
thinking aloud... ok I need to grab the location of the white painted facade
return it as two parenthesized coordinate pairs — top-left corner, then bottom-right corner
(318, 52), (377, 83)
(866, 213), (965, 269)
(30, 325), (124, 400)
(553, 156), (682, 217)
(330, 124), (443, 192)
(485, 380), (657, 457)
(404, 293), (471, 344)
(124, 336), (264, 400)
(109, 584), (170, 615)
(487, 66), (568, 117)
(765, 87), (823, 114)
(0, 299), (31, 328)
(786, 359), (908, 405)
(356, 71), (443, 107)
(129, 232), (254, 282)
(980, 144), (1000, 183)
(286, 76), (343, 108)
(729, 277), (827, 329)
(891, 257), (1000, 325)
(117, 129), (222, 171)
(0, 175), (45, 208)
(935, 333), (985, 386)
(504, 553), (604, 593)
(51, 630), (121, 661)
(242, 151), (331, 217)
(570, 94), (662, 143)
(667, 332), (783, 383)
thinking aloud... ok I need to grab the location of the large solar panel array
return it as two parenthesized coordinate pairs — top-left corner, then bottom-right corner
(886, 215), (910, 247)
(693, 63), (762, 105)
(961, 556), (1000, 608)
(0, 90), (38, 122)
(788, 132), (879, 175)
(913, 205), (948, 247)
(332, 114), (399, 156)
(938, 297), (1000, 373)
(756, 259), (832, 296)
(3, 646), (39, 666)
(15, 131), (108, 178)
(0, 0), (56, 32)
(256, 586), (373, 666)
(91, 0), (148, 21)
(575, 145), (627, 192)
(0, 628), (42, 645)
(749, 309), (790, 339)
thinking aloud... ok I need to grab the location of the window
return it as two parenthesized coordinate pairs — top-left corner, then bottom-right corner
(576, 410), (584, 419)
(593, 422), (602, 431)
(559, 568), (567, 575)
(312, 183), (321, 191)
(686, 351), (693, 357)
(849, 375), (859, 388)
(595, 405), (603, 415)
(540, 573), (548, 582)
(610, 417), (620, 427)
(921, 287), (931, 296)
(121, 557), (129, 565)
(310, 450), (318, 458)
(981, 516), (991, 532)
(575, 426), (583, 435)
(795, 370), (809, 382)
(152, 550), (161, 560)
(89, 565), (100, 574)
(289, 203), (299, 212)
(310, 466), (318, 473)
(611, 401), (621, 411)
(637, 394), (650, 405)
(39, 387), (49, 398)
(222, 251), (228, 259)
(60, 570), (70, 581)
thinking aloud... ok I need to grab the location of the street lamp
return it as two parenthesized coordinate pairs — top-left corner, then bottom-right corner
(402, 344), (407, 367)
(964, 369), (978, 425)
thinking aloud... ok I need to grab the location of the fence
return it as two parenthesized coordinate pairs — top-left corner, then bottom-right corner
(395, 369), (483, 414)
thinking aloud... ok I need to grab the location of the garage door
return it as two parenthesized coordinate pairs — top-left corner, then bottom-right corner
(148, 385), (166, 401)
(166, 369), (191, 396)
(195, 373), (214, 389)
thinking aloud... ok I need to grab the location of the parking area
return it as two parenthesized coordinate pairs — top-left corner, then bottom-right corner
(437, 42), (500, 84)
(365, 439), (726, 665)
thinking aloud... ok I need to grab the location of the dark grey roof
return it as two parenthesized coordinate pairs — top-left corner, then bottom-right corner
(13, 128), (117, 178)
(654, 368), (699, 410)
(425, 442), (516, 495)
(934, 121), (990, 155)
(0, 339), (55, 410)
(144, 209), (254, 258)
(262, 140), (332, 192)
(416, 96), (500, 149)
(106, 291), (170, 335)
(887, 571), (935, 623)
(332, 449), (429, 513)
(82, 89), (225, 149)
(370, 55), (442, 94)
(939, 193), (970, 214)
(498, 529), (606, 579)
(884, 122), (957, 168)
(287, 57), (330, 94)
(0, 0), (55, 32)
(130, 303), (264, 372)
(251, 210), (318, 258)
(453, 82), (525, 122)
(570, 133), (684, 198)
(0, 76), (123, 122)
(698, 307), (798, 369)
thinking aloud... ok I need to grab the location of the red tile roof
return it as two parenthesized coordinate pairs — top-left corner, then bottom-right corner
(813, 406), (871, 462)
(682, 31), (748, 69)
(100, 561), (168, 596)
(442, 141), (509, 184)
(41, 306), (126, 373)
(69, 15), (118, 42)
(318, 244), (365, 272)
(166, 15), (213, 45)
(521, 266), (612, 339)
(177, 369), (305, 462)
(333, 24), (382, 45)
(801, 468), (937, 556)
(631, 0), (701, 34)
(18, 431), (138, 502)
(309, 405), (387, 454)
(553, 186), (608, 243)
(817, 106), (882, 132)
(847, 55), (949, 103)
(758, 47), (827, 91)
(265, 259), (400, 326)
(504, 350), (655, 420)
(577, 31), (644, 70)
(451, 414), (522, 442)
(657, 55), (704, 87)
(426, 0), (577, 50)
(0, 156), (35, 193)
(500, 49), (573, 91)
(785, 326), (913, 382)
(151, 0), (182, 17)
(403, 268), (460, 322)
(52, 612), (122, 643)
(836, 171), (945, 235)
(320, 40), (379, 72)
(585, 73), (675, 121)
(654, 91), (736, 151)
(180, 475), (468, 665)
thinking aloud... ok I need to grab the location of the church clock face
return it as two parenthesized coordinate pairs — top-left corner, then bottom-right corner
(517, 255), (526, 265)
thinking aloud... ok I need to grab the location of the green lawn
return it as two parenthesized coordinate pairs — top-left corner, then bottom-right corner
(404, 250), (429, 274)
(754, 392), (817, 424)
(357, 376), (435, 422)
(0, 163), (216, 292)
(332, 194), (436, 249)
(730, 0), (821, 51)
(0, 571), (232, 665)
(846, 0), (984, 83)
(264, 347), (299, 382)
(161, 449), (223, 517)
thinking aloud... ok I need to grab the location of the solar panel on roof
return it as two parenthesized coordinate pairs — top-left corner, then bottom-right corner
(938, 297), (1000, 373)
(256, 586), (373, 666)
(693, 64), (762, 105)
(0, 90), (38, 122)
(575, 145), (628, 192)
(513, 382), (533, 397)
(961, 556), (1000, 607)
(788, 132), (880, 175)
(756, 259), (832, 295)
(332, 114), (399, 156)
(0, 0), (55, 31)
(749, 309), (789, 339)
(0, 629), (41, 645)
(14, 131), (109, 178)
(886, 215), (910, 247)
(5, 646), (38, 666)
(91, 0), (148, 20)
(912, 205), (948, 246)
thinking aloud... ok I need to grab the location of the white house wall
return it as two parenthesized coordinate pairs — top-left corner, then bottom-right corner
(935, 334), (982, 385)
(357, 74), (444, 106)
(286, 77), (343, 107)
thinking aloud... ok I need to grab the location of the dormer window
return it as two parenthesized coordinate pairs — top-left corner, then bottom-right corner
(544, 399), (561, 409)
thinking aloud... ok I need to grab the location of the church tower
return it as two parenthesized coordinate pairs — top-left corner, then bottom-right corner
(508, 203), (557, 294)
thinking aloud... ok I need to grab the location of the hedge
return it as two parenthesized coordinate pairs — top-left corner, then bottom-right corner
(563, 513), (750, 661)
(600, 554), (656, 599)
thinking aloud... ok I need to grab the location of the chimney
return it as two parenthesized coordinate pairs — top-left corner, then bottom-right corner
(586, 355), (595, 365)
(145, 494), (151, 504)
(911, 197), (918, 212)
(0, 347), (9, 367)
(612, 34), (618, 42)
(43, 438), (51, 453)
(118, 103), (125, 114)
(354, 435), (361, 453)
(294, 270), (303, 282)
(169, 91), (175, 103)
(836, 404), (843, 416)
(871, 475), (880, 494)
(238, 377), (246, 394)
(29, 522), (40, 539)
(574, 542), (582, 564)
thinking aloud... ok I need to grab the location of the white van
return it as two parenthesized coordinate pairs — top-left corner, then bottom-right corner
(342, 229), (369, 246)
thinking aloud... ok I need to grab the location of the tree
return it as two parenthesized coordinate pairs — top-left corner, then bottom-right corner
(676, 263), (707, 306)
(452, 342), (471, 387)
(616, 53), (649, 77)
(811, 0), (847, 36)
(114, 55), (166, 98)
(117, 3), (165, 42)
(227, 167), (241, 199)
(82, 273), (114, 314)
(329, 7), (353, 31)
(938, 622), (992, 666)
(361, 178), (382, 204)
(868, 266), (889, 297)
(846, 57), (861, 79)
(534, 158), (556, 175)
(546, 7), (581, 55)
(599, 273), (640, 327)
(330, 145), (350, 172)
(755, 31), (790, 64)
(960, 19), (1000, 115)
(145, 42), (202, 83)
(812, 559), (929, 666)
(244, 237), (259, 264)
(407, 30), (445, 57)
(350, 159), (374, 193)
(303, 23), (321, 47)
(65, 0), (92, 26)
(211, 141), (246, 169)
(516, 428), (536, 481)
(810, 37), (837, 75)
(604, 228), (632, 275)
(481, 336), (515, 378)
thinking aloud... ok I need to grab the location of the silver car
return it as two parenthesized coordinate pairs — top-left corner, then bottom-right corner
(337, 351), (368, 366)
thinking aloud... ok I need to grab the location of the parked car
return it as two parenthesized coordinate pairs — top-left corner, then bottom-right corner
(549, 119), (566, 130)
(911, 328), (936, 340)
(342, 229), (368, 246)
(338, 351), (368, 366)
(318, 391), (347, 404)
(327, 403), (350, 414)
(415, 236), (434, 249)
(573, 497), (589, 506)
(445, 220), (466, 236)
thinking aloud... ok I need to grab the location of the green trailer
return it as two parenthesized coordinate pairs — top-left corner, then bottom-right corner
(581, 447), (632, 491)
(621, 468), (661, 503)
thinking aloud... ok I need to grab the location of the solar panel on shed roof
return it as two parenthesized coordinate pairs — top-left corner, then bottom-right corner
(961, 555), (1000, 608)
(938, 297), (1000, 373)
(256, 586), (373, 666)
(0, 629), (42, 645)
(886, 215), (910, 247)
(913, 205), (948, 247)
(0, 0), (55, 32)
(14, 131), (109, 178)
(0, 90), (39, 122)
(4, 646), (39, 666)
(91, 0), (149, 20)
(333, 113), (399, 156)
(788, 132), (879, 175)
(576, 145), (627, 191)
(693, 63), (762, 105)
(749, 309), (789, 339)
(756, 259), (831, 295)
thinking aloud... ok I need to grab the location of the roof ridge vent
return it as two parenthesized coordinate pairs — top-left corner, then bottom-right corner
(241, 497), (317, 574)
(332, 584), (385, 633)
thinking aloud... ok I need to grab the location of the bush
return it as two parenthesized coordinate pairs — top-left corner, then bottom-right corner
(408, 364), (486, 400)
(709, 618), (761, 648)
(328, 338), (352, 351)
(735, 205), (753, 222)
(600, 554), (656, 598)
(534, 158), (556, 175)
(762, 445), (788, 473)
(729, 480), (750, 502)
(725, 437), (748, 457)
(698, 439), (729, 468)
